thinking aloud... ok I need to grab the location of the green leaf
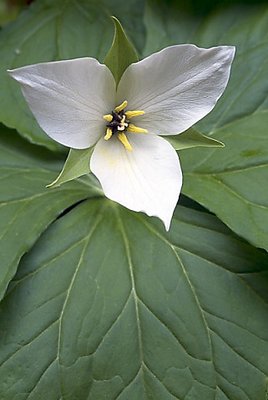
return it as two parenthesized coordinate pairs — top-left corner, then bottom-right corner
(144, 3), (268, 250)
(0, 201), (267, 399)
(0, 125), (99, 302)
(143, 0), (202, 57)
(182, 110), (268, 251)
(165, 128), (224, 151)
(181, 7), (268, 250)
(104, 16), (139, 85)
(0, 0), (145, 150)
(190, 6), (268, 134)
(47, 147), (94, 188)
(144, 5), (268, 133)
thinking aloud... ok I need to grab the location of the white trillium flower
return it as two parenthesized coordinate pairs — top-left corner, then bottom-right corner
(8, 44), (235, 230)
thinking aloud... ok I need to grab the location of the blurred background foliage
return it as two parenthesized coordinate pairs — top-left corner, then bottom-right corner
(1, 0), (268, 27)
(0, 0), (31, 26)
(161, 0), (268, 15)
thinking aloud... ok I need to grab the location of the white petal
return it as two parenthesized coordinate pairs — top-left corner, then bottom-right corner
(117, 45), (235, 135)
(8, 58), (116, 148)
(90, 134), (182, 230)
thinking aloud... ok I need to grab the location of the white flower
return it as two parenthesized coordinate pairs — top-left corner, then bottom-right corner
(8, 44), (235, 230)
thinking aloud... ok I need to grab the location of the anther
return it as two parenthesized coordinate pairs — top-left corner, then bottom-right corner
(118, 133), (132, 151)
(103, 114), (113, 122)
(115, 100), (128, 113)
(104, 128), (113, 140)
(127, 124), (148, 134)
(125, 110), (145, 119)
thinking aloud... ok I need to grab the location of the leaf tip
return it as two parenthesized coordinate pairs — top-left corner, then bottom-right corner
(110, 15), (120, 24)
(104, 14), (138, 84)
(217, 141), (225, 148)
(46, 179), (60, 189)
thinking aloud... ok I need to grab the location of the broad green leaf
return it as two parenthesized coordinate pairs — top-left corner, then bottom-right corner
(0, 0), (145, 150)
(47, 147), (93, 188)
(165, 128), (224, 150)
(104, 17), (139, 85)
(144, 3), (268, 250)
(143, 0), (202, 57)
(194, 8), (268, 250)
(191, 6), (268, 133)
(0, 125), (99, 301)
(144, 5), (268, 133)
(0, 201), (267, 399)
(182, 110), (268, 251)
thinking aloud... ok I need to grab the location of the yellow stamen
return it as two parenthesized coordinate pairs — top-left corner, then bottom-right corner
(115, 100), (128, 113)
(127, 124), (148, 134)
(104, 128), (113, 140)
(103, 114), (113, 122)
(118, 132), (132, 151)
(125, 110), (145, 119)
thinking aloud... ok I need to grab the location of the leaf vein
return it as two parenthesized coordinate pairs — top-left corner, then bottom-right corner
(210, 328), (267, 376)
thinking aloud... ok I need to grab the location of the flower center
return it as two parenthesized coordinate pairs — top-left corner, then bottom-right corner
(106, 110), (129, 135)
(103, 100), (147, 151)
